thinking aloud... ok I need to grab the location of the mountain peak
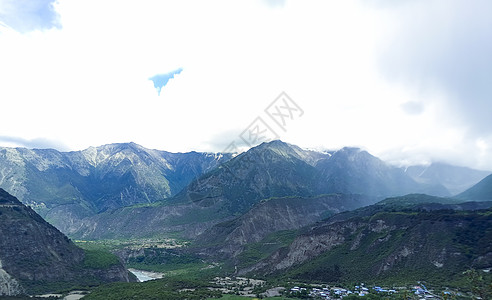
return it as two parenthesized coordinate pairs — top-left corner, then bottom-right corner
(257, 139), (291, 149)
(336, 147), (364, 155)
(98, 142), (142, 151)
(245, 140), (321, 164)
(331, 147), (376, 163)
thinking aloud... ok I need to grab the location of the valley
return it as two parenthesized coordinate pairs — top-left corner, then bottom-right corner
(1, 141), (491, 299)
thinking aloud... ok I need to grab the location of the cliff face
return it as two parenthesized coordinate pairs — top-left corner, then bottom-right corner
(0, 188), (131, 296)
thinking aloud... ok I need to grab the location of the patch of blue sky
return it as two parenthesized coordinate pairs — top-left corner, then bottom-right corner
(149, 68), (183, 96)
(0, 0), (61, 33)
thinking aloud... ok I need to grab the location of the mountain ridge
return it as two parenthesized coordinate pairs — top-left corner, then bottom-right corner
(0, 143), (232, 232)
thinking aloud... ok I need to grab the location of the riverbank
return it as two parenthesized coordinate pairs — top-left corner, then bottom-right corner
(128, 268), (164, 282)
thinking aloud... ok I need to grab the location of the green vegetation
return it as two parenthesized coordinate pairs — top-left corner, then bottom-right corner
(0, 296), (59, 300)
(376, 194), (460, 208)
(128, 259), (211, 277)
(82, 249), (120, 269)
(75, 237), (190, 252)
(207, 296), (292, 300)
(83, 277), (222, 300)
(464, 269), (492, 299)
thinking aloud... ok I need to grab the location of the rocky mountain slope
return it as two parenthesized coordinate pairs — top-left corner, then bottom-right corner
(241, 194), (492, 286)
(0, 143), (231, 232)
(0, 188), (132, 296)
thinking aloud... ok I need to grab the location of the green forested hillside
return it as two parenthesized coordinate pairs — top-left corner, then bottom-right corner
(244, 195), (492, 287)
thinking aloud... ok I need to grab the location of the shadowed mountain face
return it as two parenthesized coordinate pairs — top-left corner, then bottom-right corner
(241, 194), (492, 285)
(0, 143), (231, 232)
(0, 188), (131, 296)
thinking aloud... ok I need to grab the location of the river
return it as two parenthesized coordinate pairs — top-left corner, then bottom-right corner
(128, 268), (164, 282)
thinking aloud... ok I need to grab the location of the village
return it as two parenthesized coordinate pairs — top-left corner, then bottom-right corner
(288, 283), (447, 299)
(211, 277), (461, 299)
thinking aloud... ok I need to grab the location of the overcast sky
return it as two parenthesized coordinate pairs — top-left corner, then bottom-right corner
(0, 0), (491, 170)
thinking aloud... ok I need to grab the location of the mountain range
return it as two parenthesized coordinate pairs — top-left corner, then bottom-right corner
(1, 140), (490, 239)
(0, 143), (231, 232)
(64, 140), (485, 240)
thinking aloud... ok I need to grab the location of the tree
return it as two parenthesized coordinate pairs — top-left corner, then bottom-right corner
(464, 269), (492, 300)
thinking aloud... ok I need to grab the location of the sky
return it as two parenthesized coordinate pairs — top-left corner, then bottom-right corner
(0, 0), (491, 170)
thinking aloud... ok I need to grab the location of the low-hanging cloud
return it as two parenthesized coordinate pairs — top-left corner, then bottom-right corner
(0, 0), (61, 33)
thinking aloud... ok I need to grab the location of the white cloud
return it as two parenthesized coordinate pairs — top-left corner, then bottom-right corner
(0, 0), (490, 170)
